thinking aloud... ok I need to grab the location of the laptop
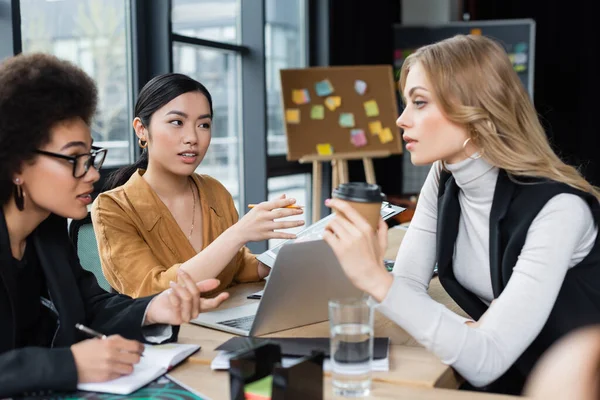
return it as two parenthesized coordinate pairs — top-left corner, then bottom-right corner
(190, 239), (364, 336)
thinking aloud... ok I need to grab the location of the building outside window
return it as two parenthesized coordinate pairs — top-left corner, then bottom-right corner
(20, 0), (133, 167)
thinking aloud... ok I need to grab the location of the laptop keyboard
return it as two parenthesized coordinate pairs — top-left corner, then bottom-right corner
(217, 315), (255, 331)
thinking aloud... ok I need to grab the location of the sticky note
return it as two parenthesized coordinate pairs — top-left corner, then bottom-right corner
(310, 105), (325, 120)
(292, 89), (310, 105)
(378, 127), (394, 144)
(514, 53), (527, 64)
(315, 79), (334, 96)
(515, 42), (528, 53)
(339, 113), (355, 128)
(354, 80), (367, 95)
(244, 375), (273, 400)
(364, 100), (379, 117)
(316, 143), (333, 155)
(350, 129), (367, 147)
(324, 96), (341, 111)
(470, 28), (482, 36)
(368, 121), (382, 135)
(285, 109), (300, 124)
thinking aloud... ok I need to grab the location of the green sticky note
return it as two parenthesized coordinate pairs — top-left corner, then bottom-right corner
(311, 105), (325, 120)
(244, 375), (273, 400)
(364, 100), (379, 117)
(339, 113), (355, 128)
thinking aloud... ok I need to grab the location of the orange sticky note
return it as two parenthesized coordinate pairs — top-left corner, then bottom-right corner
(368, 121), (382, 135)
(316, 143), (334, 155)
(470, 28), (482, 36)
(292, 89), (310, 105)
(364, 100), (379, 117)
(285, 109), (300, 124)
(324, 96), (341, 111)
(378, 127), (394, 144)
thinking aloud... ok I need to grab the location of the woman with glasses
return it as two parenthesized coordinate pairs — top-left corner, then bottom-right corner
(91, 73), (304, 298)
(0, 53), (228, 397)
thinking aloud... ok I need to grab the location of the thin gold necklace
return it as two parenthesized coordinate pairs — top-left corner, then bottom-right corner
(188, 180), (196, 241)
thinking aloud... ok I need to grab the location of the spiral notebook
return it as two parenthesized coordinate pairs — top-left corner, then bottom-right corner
(77, 343), (200, 395)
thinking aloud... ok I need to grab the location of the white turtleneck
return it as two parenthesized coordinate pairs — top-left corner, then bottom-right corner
(376, 157), (598, 387)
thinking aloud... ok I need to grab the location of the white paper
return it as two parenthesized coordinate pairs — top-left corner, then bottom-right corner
(76, 343), (200, 395)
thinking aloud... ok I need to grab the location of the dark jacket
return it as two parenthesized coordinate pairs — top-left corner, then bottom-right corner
(0, 210), (178, 397)
(436, 169), (600, 394)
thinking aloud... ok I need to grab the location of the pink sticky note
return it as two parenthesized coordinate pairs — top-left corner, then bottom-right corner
(350, 129), (367, 147)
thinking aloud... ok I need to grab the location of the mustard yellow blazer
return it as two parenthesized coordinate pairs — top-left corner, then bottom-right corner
(91, 170), (259, 298)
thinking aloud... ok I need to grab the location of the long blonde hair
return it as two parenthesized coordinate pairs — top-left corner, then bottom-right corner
(399, 34), (600, 200)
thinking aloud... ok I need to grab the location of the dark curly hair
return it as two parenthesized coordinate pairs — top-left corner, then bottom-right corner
(0, 53), (98, 206)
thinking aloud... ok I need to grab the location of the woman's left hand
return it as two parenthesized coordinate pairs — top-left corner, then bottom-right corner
(143, 270), (229, 326)
(322, 198), (393, 302)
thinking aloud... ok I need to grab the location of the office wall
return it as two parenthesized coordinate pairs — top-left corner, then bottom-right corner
(474, 1), (600, 186)
(327, 0), (403, 196)
(398, 0), (462, 194)
(401, 0), (461, 26)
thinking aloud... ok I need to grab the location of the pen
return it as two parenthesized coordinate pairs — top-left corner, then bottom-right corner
(248, 204), (304, 209)
(75, 323), (107, 339)
(75, 323), (145, 357)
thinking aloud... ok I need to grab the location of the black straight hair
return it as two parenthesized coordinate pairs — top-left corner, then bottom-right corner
(103, 73), (213, 191)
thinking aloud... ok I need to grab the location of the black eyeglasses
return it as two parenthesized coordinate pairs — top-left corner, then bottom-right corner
(35, 146), (108, 178)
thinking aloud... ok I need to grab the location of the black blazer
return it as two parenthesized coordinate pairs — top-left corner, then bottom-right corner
(437, 169), (600, 394)
(0, 210), (178, 397)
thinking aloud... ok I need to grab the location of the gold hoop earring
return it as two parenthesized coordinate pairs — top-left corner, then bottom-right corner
(463, 138), (482, 160)
(138, 138), (148, 149)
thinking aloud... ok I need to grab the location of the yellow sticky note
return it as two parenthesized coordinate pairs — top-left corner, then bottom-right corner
(311, 105), (325, 120)
(325, 96), (342, 111)
(368, 121), (382, 135)
(316, 143), (333, 155)
(378, 127), (394, 144)
(292, 89), (310, 105)
(364, 100), (379, 117)
(285, 109), (300, 124)
(470, 28), (482, 36)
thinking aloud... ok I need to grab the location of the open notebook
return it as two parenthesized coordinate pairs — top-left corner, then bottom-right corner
(77, 343), (200, 395)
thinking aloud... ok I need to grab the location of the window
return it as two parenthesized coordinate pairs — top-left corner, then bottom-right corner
(171, 0), (244, 212)
(171, 0), (310, 250)
(171, 0), (239, 44)
(265, 0), (310, 230)
(265, 0), (307, 156)
(20, 0), (133, 167)
(173, 43), (242, 209)
(267, 173), (311, 249)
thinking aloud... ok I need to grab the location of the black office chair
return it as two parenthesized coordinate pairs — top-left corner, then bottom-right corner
(69, 212), (113, 292)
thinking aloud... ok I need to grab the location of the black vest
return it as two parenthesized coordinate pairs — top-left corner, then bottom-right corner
(437, 169), (600, 394)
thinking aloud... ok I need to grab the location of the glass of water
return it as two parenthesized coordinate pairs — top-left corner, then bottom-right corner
(328, 297), (374, 397)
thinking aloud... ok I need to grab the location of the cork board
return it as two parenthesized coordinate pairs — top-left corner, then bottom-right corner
(280, 65), (402, 161)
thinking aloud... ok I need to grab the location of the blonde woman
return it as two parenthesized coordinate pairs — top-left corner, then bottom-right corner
(323, 34), (600, 395)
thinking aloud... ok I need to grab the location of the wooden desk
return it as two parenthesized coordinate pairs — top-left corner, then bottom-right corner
(170, 361), (519, 399)
(168, 229), (518, 399)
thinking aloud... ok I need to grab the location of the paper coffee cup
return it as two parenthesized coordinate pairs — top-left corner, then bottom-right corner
(331, 182), (385, 230)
